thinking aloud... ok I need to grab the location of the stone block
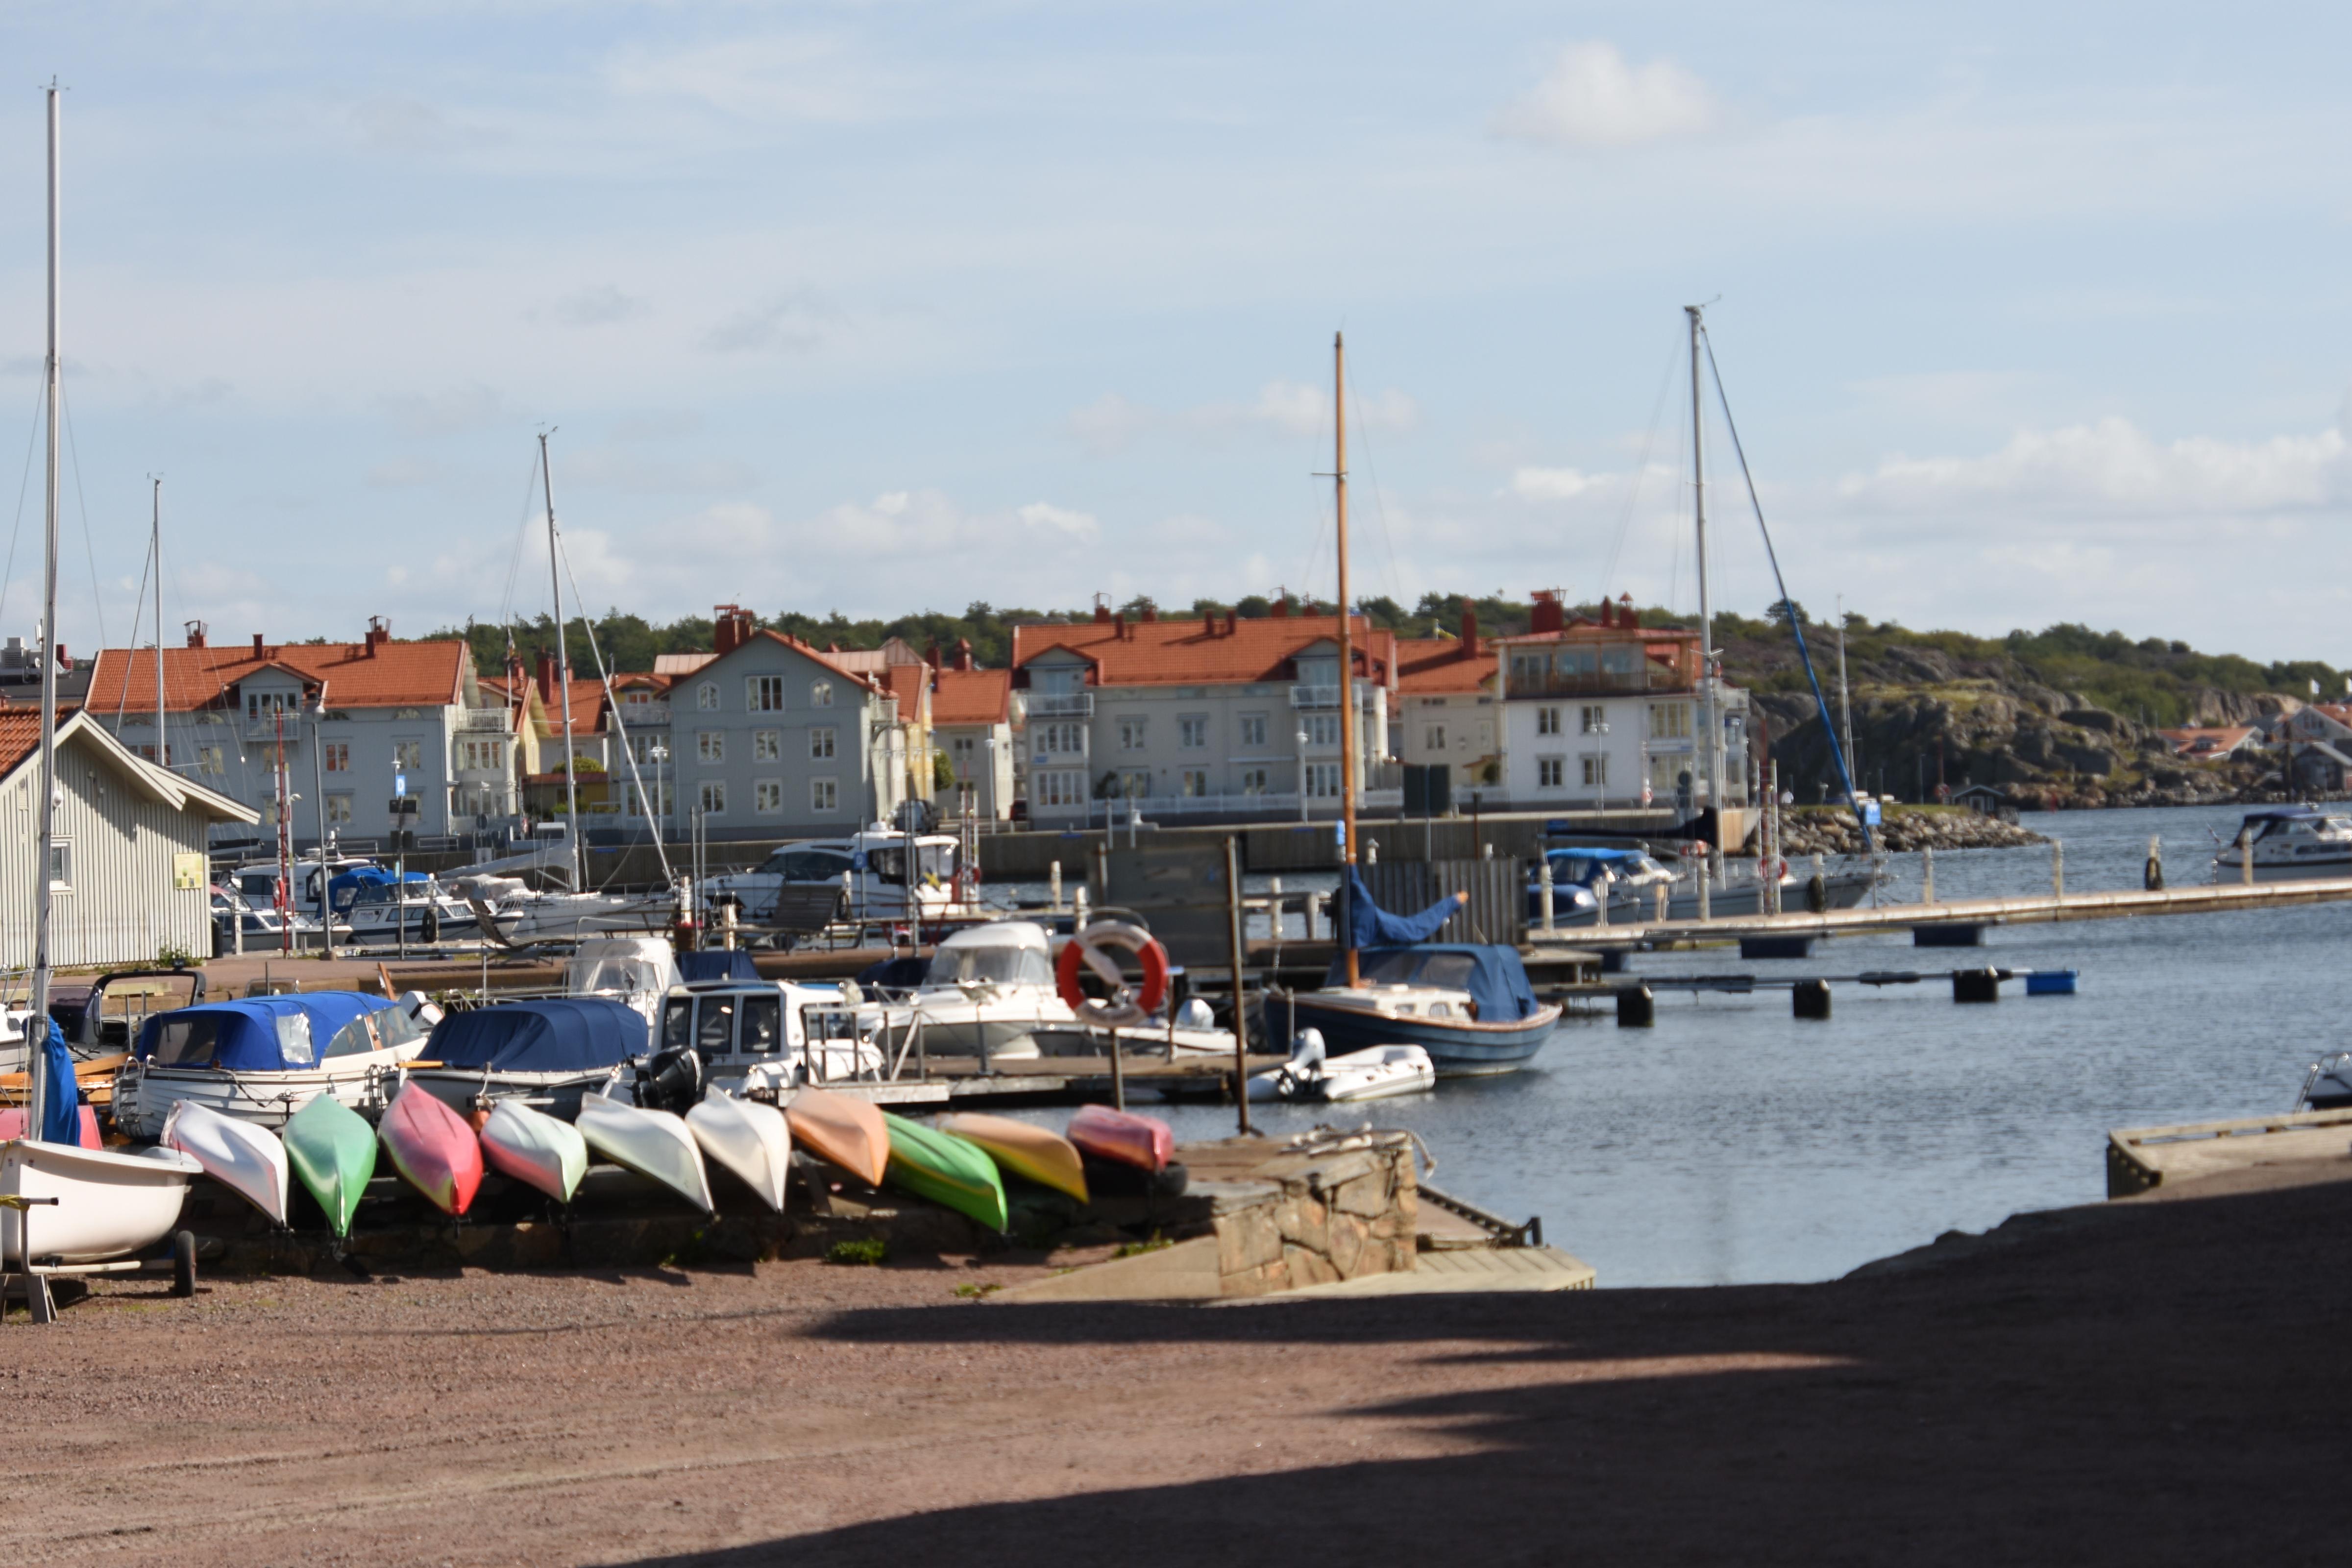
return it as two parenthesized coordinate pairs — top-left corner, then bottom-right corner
(1215, 1201), (1282, 1276)
(1273, 1191), (1329, 1249)
(1282, 1243), (1341, 1289)
(1331, 1171), (1392, 1219)
(1300, 1151), (1379, 1196)
(1326, 1210), (1369, 1277)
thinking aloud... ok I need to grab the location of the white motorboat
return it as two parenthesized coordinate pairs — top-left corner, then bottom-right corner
(661, 981), (888, 1092)
(2212, 807), (2352, 881)
(702, 824), (978, 928)
(0, 1139), (201, 1268)
(161, 1101), (291, 1226)
(479, 1099), (588, 1203)
(1248, 1029), (1435, 1104)
(461, 877), (677, 947)
(885, 922), (1068, 1060)
(564, 935), (682, 1027)
(328, 868), (479, 945)
(112, 993), (431, 1140)
(685, 1087), (790, 1212)
(577, 1093), (713, 1213)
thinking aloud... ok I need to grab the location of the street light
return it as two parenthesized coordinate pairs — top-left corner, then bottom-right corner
(1296, 727), (1311, 823)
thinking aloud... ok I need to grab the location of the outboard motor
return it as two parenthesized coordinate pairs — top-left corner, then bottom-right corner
(636, 1045), (705, 1115)
(1289, 1027), (1327, 1072)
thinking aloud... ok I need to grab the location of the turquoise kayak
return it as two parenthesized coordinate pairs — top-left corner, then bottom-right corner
(883, 1113), (1008, 1233)
(283, 1094), (376, 1238)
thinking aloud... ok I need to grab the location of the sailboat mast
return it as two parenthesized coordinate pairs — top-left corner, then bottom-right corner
(27, 85), (62, 1122)
(1333, 332), (1359, 987)
(152, 478), (164, 763)
(1687, 304), (1722, 833)
(539, 432), (583, 890)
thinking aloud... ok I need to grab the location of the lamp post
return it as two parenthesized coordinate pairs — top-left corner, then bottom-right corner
(983, 735), (997, 823)
(1296, 726), (1310, 822)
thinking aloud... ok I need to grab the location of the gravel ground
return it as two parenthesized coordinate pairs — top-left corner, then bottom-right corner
(7, 1164), (2345, 1567)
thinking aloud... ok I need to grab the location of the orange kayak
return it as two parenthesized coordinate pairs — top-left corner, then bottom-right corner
(785, 1087), (888, 1188)
(939, 1112), (1088, 1204)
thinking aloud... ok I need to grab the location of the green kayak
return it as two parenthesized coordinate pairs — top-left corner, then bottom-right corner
(284, 1094), (377, 1238)
(883, 1113), (1008, 1233)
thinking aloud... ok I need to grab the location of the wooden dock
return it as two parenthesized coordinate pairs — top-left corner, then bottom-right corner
(826, 1052), (1289, 1107)
(2107, 1107), (2352, 1197)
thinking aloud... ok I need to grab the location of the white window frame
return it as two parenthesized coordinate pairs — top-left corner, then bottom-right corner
(1308, 713), (1340, 749)
(809, 680), (833, 708)
(698, 730), (724, 764)
(325, 793), (353, 826)
(810, 776), (839, 812)
(810, 725), (836, 760)
(1178, 714), (1209, 750)
(1117, 716), (1148, 752)
(1538, 756), (1565, 789)
(322, 741), (350, 773)
(1423, 724), (1446, 752)
(1239, 712), (1269, 749)
(754, 779), (784, 814)
(392, 739), (424, 772)
(1580, 753), (1608, 788)
(1239, 766), (1270, 795)
(753, 730), (781, 761)
(1536, 706), (1561, 737)
(1179, 768), (1208, 797)
(1036, 769), (1086, 808)
(697, 682), (719, 711)
(46, 839), (71, 890)
(1580, 705), (1606, 735)
(1304, 761), (1342, 798)
(698, 780), (727, 815)
(748, 675), (785, 712)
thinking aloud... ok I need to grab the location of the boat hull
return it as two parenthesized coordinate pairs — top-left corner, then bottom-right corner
(937, 1111), (1088, 1202)
(0, 1139), (199, 1266)
(479, 1099), (588, 1204)
(686, 1089), (790, 1212)
(162, 1101), (291, 1226)
(282, 1093), (377, 1238)
(577, 1095), (713, 1214)
(1249, 1045), (1435, 1104)
(1067, 1104), (1173, 1173)
(882, 1113), (1008, 1232)
(112, 1051), (407, 1140)
(400, 1067), (619, 1124)
(783, 1087), (890, 1187)
(1285, 996), (1559, 1078)
(1533, 872), (1876, 926)
(379, 1084), (485, 1216)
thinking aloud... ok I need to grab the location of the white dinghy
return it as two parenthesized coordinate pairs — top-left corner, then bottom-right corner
(479, 1099), (589, 1204)
(577, 1093), (713, 1214)
(1, 1140), (201, 1267)
(1248, 1029), (1435, 1105)
(685, 1088), (791, 1212)
(161, 1101), (290, 1226)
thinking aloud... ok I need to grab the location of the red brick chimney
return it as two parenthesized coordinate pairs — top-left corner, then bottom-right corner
(1531, 590), (1565, 636)
(1273, 595), (1290, 618)
(1460, 606), (1479, 658)
(924, 643), (942, 669)
(956, 637), (974, 671)
(184, 622), (206, 649)
(252, 633), (266, 657)
(1112, 613), (1128, 640)
(1597, 597), (1613, 629)
(1618, 592), (1637, 629)
(1140, 604), (1157, 623)
(1093, 602), (1113, 624)
(535, 649), (556, 705)
(365, 615), (391, 654)
(712, 604), (756, 657)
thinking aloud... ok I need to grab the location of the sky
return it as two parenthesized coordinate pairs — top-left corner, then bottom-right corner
(2, 1), (2350, 664)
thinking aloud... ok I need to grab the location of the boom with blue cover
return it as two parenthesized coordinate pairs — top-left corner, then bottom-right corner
(1344, 867), (1461, 950)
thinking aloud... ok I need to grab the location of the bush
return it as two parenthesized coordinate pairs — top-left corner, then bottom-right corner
(827, 1236), (888, 1267)
(155, 944), (194, 970)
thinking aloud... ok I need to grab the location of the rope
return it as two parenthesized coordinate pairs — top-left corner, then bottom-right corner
(56, 378), (108, 647)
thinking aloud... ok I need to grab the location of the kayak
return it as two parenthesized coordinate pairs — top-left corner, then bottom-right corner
(380, 1081), (484, 1216)
(784, 1087), (889, 1188)
(163, 1100), (291, 1226)
(282, 1093), (376, 1237)
(479, 1099), (588, 1204)
(1067, 1104), (1174, 1174)
(577, 1094), (713, 1214)
(686, 1088), (791, 1213)
(938, 1111), (1088, 1203)
(882, 1112), (1008, 1233)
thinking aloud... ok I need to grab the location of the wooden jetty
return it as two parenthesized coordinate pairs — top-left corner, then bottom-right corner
(2107, 1106), (2352, 1198)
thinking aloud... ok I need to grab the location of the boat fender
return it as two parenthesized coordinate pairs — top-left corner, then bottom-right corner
(1805, 874), (1829, 913)
(420, 906), (441, 945)
(1054, 921), (1170, 1026)
(1176, 997), (1215, 1031)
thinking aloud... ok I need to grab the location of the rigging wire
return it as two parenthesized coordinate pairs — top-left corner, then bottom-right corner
(0, 377), (45, 637)
(1340, 354), (1409, 620)
(1597, 324), (1687, 609)
(497, 444), (545, 638)
(1700, 326), (1870, 849)
(555, 530), (673, 888)
(113, 527), (153, 729)
(56, 378), (109, 648)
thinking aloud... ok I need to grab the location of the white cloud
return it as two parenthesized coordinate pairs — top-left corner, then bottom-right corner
(1834, 418), (2349, 515)
(378, 383), (513, 436)
(1494, 42), (1720, 149)
(1066, 380), (1418, 453)
(702, 293), (835, 355)
(602, 34), (901, 125)
(1509, 466), (1596, 501)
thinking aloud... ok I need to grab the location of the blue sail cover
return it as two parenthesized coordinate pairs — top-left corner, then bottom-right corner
(426, 997), (648, 1073)
(1344, 867), (1461, 950)
(1323, 944), (1543, 1024)
(678, 950), (760, 983)
(39, 1017), (79, 1143)
(329, 867), (430, 913)
(134, 993), (396, 1073)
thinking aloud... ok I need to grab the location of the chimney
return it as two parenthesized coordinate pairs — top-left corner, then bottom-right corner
(1597, 597), (1613, 629)
(366, 615), (391, 651)
(1273, 594), (1290, 618)
(956, 637), (974, 671)
(184, 621), (207, 649)
(1112, 613), (1128, 640)
(1140, 604), (1157, 623)
(1618, 593), (1638, 629)
(55, 643), (67, 670)
(1093, 603), (1113, 624)
(1531, 590), (1565, 636)
(925, 643), (942, 669)
(1460, 606), (1479, 658)
(252, 633), (266, 657)
(535, 649), (557, 705)
(713, 604), (755, 657)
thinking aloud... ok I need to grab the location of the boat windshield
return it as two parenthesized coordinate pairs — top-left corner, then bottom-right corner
(147, 1015), (225, 1067)
(567, 957), (669, 996)
(866, 843), (958, 884)
(1355, 949), (1475, 993)
(323, 1006), (425, 1059)
(926, 942), (1051, 989)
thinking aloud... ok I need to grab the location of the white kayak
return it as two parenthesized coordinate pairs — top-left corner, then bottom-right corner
(162, 1100), (292, 1225)
(0, 1139), (201, 1267)
(1249, 1033), (1436, 1104)
(577, 1093), (713, 1214)
(686, 1088), (791, 1213)
(479, 1099), (589, 1204)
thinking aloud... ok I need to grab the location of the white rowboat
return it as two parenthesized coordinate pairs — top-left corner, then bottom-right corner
(577, 1094), (713, 1214)
(162, 1101), (291, 1225)
(686, 1088), (791, 1212)
(1, 1140), (200, 1267)
(479, 1100), (588, 1204)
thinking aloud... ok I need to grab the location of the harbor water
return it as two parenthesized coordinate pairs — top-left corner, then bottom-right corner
(1010, 802), (2336, 1287)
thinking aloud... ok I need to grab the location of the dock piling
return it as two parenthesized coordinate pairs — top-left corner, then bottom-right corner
(1615, 985), (1655, 1028)
(1539, 858), (1555, 933)
(1921, 846), (1935, 905)
(2052, 841), (2064, 902)
(1792, 978), (1832, 1019)
(2144, 836), (2163, 892)
(1953, 968), (2001, 1003)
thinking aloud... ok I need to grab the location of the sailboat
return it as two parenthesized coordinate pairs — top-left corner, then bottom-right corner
(1279, 334), (1560, 1078)
(1, 88), (201, 1316)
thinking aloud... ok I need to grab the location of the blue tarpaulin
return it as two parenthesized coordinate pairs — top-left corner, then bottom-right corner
(425, 998), (648, 1073)
(38, 1018), (78, 1143)
(678, 950), (760, 984)
(135, 994), (398, 1074)
(328, 867), (430, 913)
(1343, 867), (1460, 950)
(1324, 944), (1543, 1023)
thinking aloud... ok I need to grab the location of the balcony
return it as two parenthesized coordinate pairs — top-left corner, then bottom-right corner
(1505, 666), (1689, 700)
(456, 708), (512, 733)
(1288, 683), (1380, 710)
(611, 702), (670, 729)
(1028, 691), (1094, 718)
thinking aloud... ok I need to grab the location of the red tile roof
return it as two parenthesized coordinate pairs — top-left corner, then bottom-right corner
(880, 662), (929, 719)
(932, 667), (1011, 726)
(675, 630), (882, 695)
(1011, 613), (1396, 688)
(0, 706), (256, 821)
(1396, 637), (1496, 696)
(0, 704), (76, 777)
(86, 638), (466, 714)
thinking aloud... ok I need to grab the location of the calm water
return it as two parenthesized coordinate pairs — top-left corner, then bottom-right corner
(997, 803), (2342, 1287)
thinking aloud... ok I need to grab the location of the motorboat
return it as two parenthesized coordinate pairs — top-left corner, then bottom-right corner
(685, 1087), (790, 1212)
(327, 867), (479, 946)
(936, 1111), (1088, 1203)
(702, 824), (978, 929)
(113, 993), (431, 1139)
(577, 1092), (713, 1213)
(1067, 1104), (1173, 1174)
(479, 1099), (588, 1204)
(881, 1112), (1007, 1232)
(2295, 1051), (2352, 1111)
(281, 1093), (376, 1238)
(0, 1137), (201, 1268)
(1286, 943), (1560, 1078)
(1248, 1029), (1434, 1104)
(210, 884), (320, 954)
(661, 981), (887, 1093)
(1527, 844), (1875, 925)
(402, 997), (649, 1122)
(161, 1101), (291, 1226)
(2213, 807), (2352, 881)
(378, 1081), (484, 1216)
(564, 935), (684, 1027)
(459, 876), (678, 947)
(882, 922), (1065, 1060)
(781, 1086), (889, 1187)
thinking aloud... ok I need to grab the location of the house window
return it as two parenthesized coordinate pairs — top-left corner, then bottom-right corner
(1178, 715), (1208, 750)
(1036, 769), (1086, 808)
(1118, 716), (1148, 751)
(1580, 705), (1607, 735)
(1305, 762), (1342, 798)
(755, 779), (783, 814)
(1239, 766), (1270, 794)
(698, 780), (727, 815)
(810, 680), (833, 708)
(459, 740), (504, 772)
(1536, 707), (1561, 736)
(697, 682), (719, 711)
(1035, 721), (1084, 757)
(1538, 757), (1565, 789)
(810, 726), (836, 760)
(1423, 725), (1446, 752)
(754, 730), (780, 761)
(46, 840), (70, 889)
(749, 675), (785, 712)
(325, 794), (352, 826)
(197, 746), (224, 776)
(1308, 713), (1340, 748)
(1239, 713), (1268, 749)
(1118, 770), (1152, 798)
(1581, 754), (1609, 788)
(392, 739), (423, 773)
(697, 730), (724, 763)
(1649, 702), (1691, 740)
(322, 741), (349, 772)
(1179, 769), (1209, 796)
(810, 777), (839, 812)
(629, 733), (662, 765)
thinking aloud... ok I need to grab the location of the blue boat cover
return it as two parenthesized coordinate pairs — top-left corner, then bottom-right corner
(328, 867), (430, 913)
(1323, 944), (1542, 1024)
(135, 993), (397, 1073)
(1343, 867), (1461, 949)
(678, 950), (760, 983)
(39, 1018), (79, 1142)
(425, 997), (648, 1073)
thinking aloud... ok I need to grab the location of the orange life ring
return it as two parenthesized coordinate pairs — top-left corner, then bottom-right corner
(1055, 921), (1170, 1026)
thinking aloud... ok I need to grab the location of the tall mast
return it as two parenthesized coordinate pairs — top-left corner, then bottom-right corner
(539, 432), (583, 890)
(27, 84), (62, 1125)
(1333, 332), (1359, 988)
(152, 478), (164, 763)
(1687, 304), (1721, 833)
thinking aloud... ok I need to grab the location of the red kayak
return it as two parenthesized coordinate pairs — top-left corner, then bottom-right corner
(1067, 1104), (1174, 1174)
(380, 1082), (484, 1216)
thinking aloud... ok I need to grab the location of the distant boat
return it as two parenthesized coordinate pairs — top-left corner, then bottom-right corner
(1284, 941), (1558, 1078)
(2213, 807), (2352, 881)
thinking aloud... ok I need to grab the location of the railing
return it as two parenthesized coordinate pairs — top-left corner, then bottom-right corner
(1031, 787), (1406, 822)
(612, 702), (670, 728)
(1504, 667), (1689, 699)
(1288, 683), (1383, 710)
(1028, 692), (1094, 717)
(456, 708), (512, 733)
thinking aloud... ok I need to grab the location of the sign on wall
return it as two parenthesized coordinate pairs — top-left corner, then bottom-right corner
(172, 852), (205, 891)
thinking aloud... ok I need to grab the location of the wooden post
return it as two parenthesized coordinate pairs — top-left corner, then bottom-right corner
(1224, 834), (1251, 1134)
(2053, 840), (2065, 901)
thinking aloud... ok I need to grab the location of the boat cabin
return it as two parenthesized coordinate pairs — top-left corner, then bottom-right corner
(657, 981), (874, 1076)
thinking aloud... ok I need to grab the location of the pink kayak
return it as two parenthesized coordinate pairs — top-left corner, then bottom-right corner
(1067, 1104), (1174, 1174)
(380, 1082), (483, 1216)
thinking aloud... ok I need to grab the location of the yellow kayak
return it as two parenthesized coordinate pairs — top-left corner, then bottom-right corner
(937, 1112), (1088, 1204)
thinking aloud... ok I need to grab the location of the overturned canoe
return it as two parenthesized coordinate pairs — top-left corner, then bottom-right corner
(282, 1092), (376, 1238)
(784, 1087), (889, 1188)
(883, 1113), (1008, 1232)
(937, 1111), (1087, 1203)
(380, 1081), (484, 1217)
(480, 1099), (588, 1204)
(1067, 1104), (1174, 1174)
(687, 1088), (791, 1213)
(163, 1099), (291, 1226)
(577, 1094), (713, 1214)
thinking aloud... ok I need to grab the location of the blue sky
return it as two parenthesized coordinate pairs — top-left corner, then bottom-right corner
(3, 1), (2349, 663)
